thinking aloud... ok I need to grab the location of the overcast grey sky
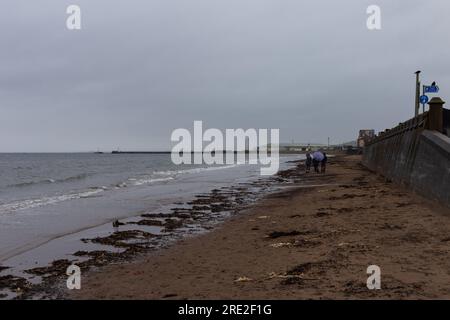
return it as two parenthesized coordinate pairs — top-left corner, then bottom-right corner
(0, 0), (449, 152)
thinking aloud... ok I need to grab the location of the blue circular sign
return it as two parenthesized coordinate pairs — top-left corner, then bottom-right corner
(420, 95), (429, 104)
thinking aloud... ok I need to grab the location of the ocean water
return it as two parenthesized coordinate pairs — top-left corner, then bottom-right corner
(0, 153), (300, 263)
(0, 153), (234, 213)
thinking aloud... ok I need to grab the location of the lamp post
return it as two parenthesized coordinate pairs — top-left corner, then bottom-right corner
(415, 70), (421, 117)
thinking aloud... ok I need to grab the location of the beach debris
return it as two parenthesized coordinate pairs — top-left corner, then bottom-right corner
(269, 242), (292, 248)
(268, 236), (321, 248)
(267, 270), (318, 286)
(396, 202), (413, 208)
(336, 207), (354, 213)
(338, 184), (354, 189)
(141, 212), (191, 219)
(0, 275), (31, 292)
(73, 250), (126, 266)
(128, 219), (164, 226)
(278, 263), (321, 285)
(316, 209), (331, 217)
(268, 272), (303, 280)
(292, 238), (321, 247)
(112, 220), (123, 228)
(257, 215), (269, 219)
(267, 272), (279, 279)
(163, 218), (184, 232)
(234, 276), (253, 282)
(192, 205), (210, 211)
(25, 259), (73, 277)
(85, 230), (158, 248)
(328, 193), (367, 200)
(380, 223), (403, 230)
(287, 262), (313, 275)
(267, 230), (301, 239)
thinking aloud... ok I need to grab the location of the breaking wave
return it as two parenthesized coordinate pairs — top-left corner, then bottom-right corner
(0, 188), (105, 216)
(8, 173), (90, 189)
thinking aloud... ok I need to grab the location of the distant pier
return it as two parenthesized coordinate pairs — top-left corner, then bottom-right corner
(111, 151), (171, 154)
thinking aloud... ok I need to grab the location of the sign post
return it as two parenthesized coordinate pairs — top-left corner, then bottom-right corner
(424, 85), (439, 93)
(420, 94), (429, 112)
(421, 84), (439, 112)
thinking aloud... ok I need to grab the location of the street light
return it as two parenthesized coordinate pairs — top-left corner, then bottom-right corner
(415, 71), (421, 117)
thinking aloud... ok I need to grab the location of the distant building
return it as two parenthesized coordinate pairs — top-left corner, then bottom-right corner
(357, 129), (375, 148)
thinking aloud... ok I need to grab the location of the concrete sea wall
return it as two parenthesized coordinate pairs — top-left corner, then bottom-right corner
(363, 100), (450, 208)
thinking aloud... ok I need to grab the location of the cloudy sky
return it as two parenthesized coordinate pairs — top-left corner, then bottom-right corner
(0, 0), (449, 152)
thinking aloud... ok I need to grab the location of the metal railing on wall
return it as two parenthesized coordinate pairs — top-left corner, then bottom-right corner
(366, 97), (447, 146)
(366, 112), (429, 146)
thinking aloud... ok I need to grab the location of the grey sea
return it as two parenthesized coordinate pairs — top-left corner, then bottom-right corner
(0, 153), (300, 275)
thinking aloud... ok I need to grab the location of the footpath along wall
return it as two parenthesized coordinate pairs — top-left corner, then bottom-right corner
(363, 97), (450, 208)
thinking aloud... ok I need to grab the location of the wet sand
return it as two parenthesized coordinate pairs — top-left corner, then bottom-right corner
(73, 155), (450, 299)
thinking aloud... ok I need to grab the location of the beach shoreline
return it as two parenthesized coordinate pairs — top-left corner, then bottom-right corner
(0, 155), (302, 299)
(71, 155), (450, 299)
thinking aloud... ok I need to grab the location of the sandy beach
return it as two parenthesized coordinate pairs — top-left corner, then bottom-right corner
(2, 0), (450, 307)
(72, 155), (450, 299)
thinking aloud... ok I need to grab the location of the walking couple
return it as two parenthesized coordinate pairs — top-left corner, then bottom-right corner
(305, 150), (327, 173)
